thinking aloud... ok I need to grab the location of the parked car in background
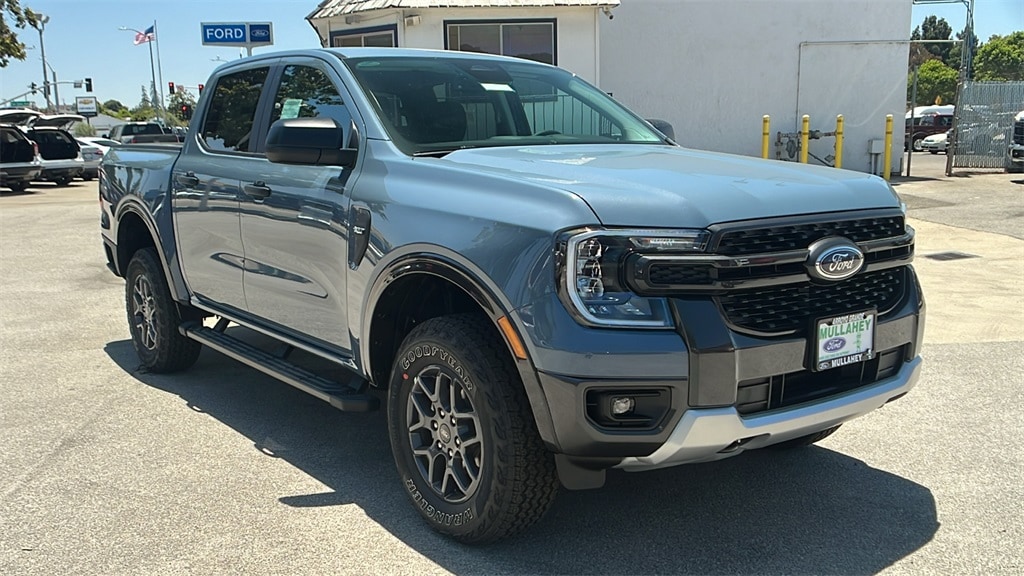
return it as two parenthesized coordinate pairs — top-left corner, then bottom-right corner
(921, 130), (949, 154)
(24, 115), (86, 186)
(905, 113), (953, 152)
(75, 138), (104, 180)
(104, 122), (179, 144)
(1009, 110), (1024, 173)
(0, 111), (86, 186)
(0, 123), (42, 192)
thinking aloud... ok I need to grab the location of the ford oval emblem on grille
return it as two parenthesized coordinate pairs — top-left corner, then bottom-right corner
(807, 237), (865, 282)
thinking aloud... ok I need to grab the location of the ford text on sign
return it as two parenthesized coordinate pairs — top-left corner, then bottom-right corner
(201, 23), (249, 45)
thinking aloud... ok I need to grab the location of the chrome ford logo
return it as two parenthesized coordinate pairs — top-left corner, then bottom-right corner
(807, 237), (864, 281)
(823, 337), (846, 352)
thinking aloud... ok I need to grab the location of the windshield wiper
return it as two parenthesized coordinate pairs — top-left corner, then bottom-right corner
(412, 149), (457, 158)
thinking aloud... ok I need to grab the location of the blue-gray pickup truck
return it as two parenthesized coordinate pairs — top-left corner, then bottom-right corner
(100, 48), (924, 543)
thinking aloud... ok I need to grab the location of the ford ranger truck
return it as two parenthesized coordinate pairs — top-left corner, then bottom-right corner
(99, 48), (924, 543)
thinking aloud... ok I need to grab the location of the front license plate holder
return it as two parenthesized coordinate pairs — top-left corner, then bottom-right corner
(812, 309), (876, 372)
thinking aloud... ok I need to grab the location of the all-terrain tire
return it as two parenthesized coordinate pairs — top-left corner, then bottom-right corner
(387, 314), (559, 544)
(770, 424), (842, 449)
(7, 181), (28, 192)
(125, 248), (202, 373)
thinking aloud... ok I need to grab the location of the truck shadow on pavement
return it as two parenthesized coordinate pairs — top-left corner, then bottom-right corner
(105, 340), (938, 575)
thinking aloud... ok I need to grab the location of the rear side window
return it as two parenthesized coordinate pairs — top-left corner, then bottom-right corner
(200, 67), (269, 153)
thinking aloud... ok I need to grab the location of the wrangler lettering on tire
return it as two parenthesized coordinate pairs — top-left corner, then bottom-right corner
(387, 314), (559, 544)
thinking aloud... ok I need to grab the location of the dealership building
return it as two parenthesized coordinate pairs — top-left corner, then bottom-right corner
(308, 0), (912, 175)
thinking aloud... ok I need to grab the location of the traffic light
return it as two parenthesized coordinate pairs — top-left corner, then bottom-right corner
(168, 82), (175, 94)
(180, 104), (193, 121)
(197, 83), (204, 95)
(84, 77), (93, 92)
(30, 82), (38, 94)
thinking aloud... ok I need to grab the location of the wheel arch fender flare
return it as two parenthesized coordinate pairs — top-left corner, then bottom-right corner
(114, 198), (186, 303)
(360, 246), (561, 451)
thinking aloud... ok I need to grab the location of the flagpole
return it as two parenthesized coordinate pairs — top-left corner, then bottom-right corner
(153, 20), (166, 116)
(147, 36), (159, 118)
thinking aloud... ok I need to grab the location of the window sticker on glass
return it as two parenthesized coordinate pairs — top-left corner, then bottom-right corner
(280, 98), (303, 119)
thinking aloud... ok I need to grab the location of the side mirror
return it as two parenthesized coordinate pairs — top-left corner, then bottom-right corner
(101, 133), (109, 138)
(646, 118), (675, 141)
(266, 117), (357, 167)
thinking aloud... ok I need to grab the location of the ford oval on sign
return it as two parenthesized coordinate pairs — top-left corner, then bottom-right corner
(251, 29), (269, 38)
(823, 337), (846, 352)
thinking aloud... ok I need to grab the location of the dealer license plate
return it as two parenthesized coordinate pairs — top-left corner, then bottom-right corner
(814, 310), (876, 371)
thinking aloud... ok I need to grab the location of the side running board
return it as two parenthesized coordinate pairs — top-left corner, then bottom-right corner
(182, 325), (379, 412)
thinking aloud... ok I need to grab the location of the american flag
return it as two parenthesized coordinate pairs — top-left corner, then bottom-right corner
(133, 25), (155, 45)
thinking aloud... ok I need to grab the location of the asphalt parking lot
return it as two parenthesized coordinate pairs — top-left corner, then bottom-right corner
(1, 153), (1021, 575)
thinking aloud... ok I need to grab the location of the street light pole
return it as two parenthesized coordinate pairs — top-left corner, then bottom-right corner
(34, 14), (51, 112)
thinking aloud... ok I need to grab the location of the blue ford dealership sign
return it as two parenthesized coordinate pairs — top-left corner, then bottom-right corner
(201, 22), (274, 47)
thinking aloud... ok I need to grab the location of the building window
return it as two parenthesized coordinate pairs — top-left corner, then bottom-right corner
(330, 25), (397, 48)
(445, 20), (556, 65)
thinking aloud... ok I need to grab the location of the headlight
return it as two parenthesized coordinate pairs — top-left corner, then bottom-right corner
(558, 228), (708, 328)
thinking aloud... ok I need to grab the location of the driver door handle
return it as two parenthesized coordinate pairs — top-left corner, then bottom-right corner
(176, 172), (199, 187)
(244, 182), (272, 199)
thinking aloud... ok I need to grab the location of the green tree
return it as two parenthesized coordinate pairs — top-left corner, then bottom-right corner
(138, 85), (151, 108)
(73, 122), (96, 137)
(973, 31), (1024, 81)
(910, 16), (954, 67)
(0, 0), (39, 67)
(910, 59), (959, 106)
(102, 99), (126, 113)
(945, 29), (980, 72)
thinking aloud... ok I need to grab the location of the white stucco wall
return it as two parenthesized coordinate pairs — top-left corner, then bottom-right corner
(599, 0), (913, 175)
(310, 8), (602, 83)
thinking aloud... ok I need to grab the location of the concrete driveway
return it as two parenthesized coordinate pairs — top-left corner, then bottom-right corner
(1, 161), (1021, 575)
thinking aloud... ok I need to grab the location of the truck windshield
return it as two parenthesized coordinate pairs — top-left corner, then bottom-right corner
(344, 56), (666, 156)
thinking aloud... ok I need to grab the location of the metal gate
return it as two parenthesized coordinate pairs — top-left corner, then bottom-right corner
(951, 81), (1024, 169)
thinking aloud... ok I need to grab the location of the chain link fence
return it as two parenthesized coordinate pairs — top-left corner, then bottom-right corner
(951, 81), (1024, 170)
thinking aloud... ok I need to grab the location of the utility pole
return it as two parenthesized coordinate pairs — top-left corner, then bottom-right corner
(51, 69), (60, 112)
(34, 14), (52, 112)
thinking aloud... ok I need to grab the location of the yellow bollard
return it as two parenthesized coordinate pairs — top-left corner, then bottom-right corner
(883, 114), (893, 181)
(835, 115), (844, 169)
(799, 115), (810, 164)
(761, 115), (770, 159)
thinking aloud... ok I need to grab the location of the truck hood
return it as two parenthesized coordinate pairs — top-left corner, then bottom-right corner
(441, 145), (900, 227)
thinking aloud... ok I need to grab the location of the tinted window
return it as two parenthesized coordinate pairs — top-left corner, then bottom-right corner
(346, 56), (662, 155)
(201, 67), (269, 152)
(268, 64), (351, 128)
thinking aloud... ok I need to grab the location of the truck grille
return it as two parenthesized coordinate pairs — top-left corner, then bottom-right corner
(713, 215), (904, 255)
(717, 268), (906, 335)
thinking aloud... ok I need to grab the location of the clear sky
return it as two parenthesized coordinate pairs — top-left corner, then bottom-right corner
(1, 0), (1022, 110)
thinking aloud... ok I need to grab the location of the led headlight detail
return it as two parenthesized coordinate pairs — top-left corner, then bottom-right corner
(562, 229), (708, 328)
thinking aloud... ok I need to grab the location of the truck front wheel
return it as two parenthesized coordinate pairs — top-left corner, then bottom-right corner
(387, 314), (559, 544)
(125, 248), (201, 373)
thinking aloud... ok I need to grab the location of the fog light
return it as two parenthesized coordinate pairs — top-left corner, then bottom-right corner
(610, 397), (635, 416)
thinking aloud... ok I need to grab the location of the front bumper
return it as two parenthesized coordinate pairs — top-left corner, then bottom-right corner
(617, 356), (920, 470)
(521, 265), (924, 464)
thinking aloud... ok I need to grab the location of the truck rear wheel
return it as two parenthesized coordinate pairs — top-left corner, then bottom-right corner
(387, 314), (559, 544)
(125, 248), (201, 373)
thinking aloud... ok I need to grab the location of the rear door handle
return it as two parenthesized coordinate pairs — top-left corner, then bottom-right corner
(176, 172), (199, 187)
(244, 182), (272, 199)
